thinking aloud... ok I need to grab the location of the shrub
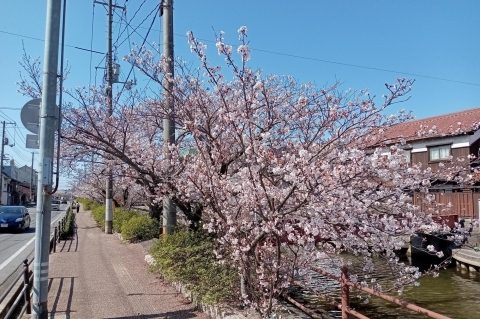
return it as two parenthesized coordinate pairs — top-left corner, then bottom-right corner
(91, 205), (106, 230)
(148, 230), (239, 304)
(121, 215), (159, 242)
(60, 210), (76, 239)
(77, 199), (140, 232)
(77, 198), (102, 211)
(113, 208), (139, 233)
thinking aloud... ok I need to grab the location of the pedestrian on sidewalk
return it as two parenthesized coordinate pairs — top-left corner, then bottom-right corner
(76, 202), (80, 213)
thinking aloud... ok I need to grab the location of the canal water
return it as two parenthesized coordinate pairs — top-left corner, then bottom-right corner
(291, 257), (480, 319)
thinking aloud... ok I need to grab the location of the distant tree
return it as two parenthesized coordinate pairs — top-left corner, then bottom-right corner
(73, 162), (147, 210)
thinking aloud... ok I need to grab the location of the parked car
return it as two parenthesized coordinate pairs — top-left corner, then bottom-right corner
(52, 200), (60, 210)
(0, 206), (31, 231)
(61, 199), (67, 204)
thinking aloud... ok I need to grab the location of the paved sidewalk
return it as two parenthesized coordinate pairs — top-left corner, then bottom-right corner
(45, 206), (210, 319)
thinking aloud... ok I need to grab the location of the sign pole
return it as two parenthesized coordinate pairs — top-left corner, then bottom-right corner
(32, 0), (61, 317)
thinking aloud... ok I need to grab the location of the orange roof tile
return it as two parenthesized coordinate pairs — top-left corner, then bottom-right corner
(384, 107), (480, 142)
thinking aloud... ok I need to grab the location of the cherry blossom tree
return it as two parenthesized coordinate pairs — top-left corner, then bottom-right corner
(16, 42), (70, 99)
(18, 26), (476, 317)
(16, 44), (203, 223)
(127, 27), (474, 315)
(71, 161), (147, 209)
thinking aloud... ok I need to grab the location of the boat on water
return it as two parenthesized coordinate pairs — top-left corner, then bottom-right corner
(410, 232), (461, 271)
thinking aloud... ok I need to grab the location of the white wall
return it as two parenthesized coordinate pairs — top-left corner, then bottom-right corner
(409, 135), (470, 153)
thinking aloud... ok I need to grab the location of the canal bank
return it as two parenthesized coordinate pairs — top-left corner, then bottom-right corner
(454, 247), (480, 272)
(452, 225), (480, 273)
(292, 252), (480, 319)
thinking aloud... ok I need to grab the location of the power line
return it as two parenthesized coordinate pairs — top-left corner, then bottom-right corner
(13, 127), (27, 145)
(2, 119), (28, 148)
(0, 110), (15, 123)
(113, 0), (146, 51)
(114, 3), (160, 104)
(0, 30), (103, 54)
(93, 0), (152, 88)
(6, 128), (30, 155)
(3, 21), (477, 87)
(250, 48), (480, 87)
(4, 131), (30, 161)
(8, 147), (30, 162)
(113, 0), (155, 50)
(112, 22), (480, 88)
(113, 7), (125, 62)
(5, 130), (18, 145)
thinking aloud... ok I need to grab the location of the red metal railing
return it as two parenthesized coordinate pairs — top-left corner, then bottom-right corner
(294, 266), (452, 319)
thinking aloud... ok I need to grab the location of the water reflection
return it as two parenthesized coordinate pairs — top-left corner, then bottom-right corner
(292, 257), (480, 319)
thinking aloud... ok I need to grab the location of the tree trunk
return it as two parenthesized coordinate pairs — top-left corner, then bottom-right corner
(174, 199), (203, 231)
(147, 200), (163, 219)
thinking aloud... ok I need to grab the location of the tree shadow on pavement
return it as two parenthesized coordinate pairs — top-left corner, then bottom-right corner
(104, 309), (201, 319)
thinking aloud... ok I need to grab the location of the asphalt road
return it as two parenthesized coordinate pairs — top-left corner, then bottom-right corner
(0, 204), (68, 288)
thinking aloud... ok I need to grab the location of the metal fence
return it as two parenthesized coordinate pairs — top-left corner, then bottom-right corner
(0, 209), (70, 319)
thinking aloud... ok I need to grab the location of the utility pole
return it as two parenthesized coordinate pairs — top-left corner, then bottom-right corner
(32, 0), (61, 317)
(162, 0), (176, 234)
(0, 121), (6, 205)
(30, 152), (35, 202)
(93, 0), (123, 233)
(105, 0), (114, 234)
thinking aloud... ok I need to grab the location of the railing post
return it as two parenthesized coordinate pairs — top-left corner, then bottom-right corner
(23, 259), (32, 314)
(53, 226), (57, 252)
(341, 266), (350, 319)
(58, 221), (62, 242)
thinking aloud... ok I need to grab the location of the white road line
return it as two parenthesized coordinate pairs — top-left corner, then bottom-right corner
(0, 209), (66, 272)
(51, 212), (64, 225)
(0, 236), (35, 272)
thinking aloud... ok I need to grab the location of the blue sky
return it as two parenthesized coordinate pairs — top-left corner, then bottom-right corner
(1, 0), (479, 189)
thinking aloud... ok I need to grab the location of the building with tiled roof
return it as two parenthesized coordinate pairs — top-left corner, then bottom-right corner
(384, 107), (480, 219)
(384, 107), (480, 143)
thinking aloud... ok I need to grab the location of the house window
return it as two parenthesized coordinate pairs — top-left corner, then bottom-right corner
(429, 145), (451, 161)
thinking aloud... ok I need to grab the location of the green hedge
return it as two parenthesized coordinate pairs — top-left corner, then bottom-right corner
(60, 209), (76, 239)
(121, 215), (159, 242)
(91, 205), (106, 230)
(90, 206), (140, 233)
(77, 198), (156, 241)
(148, 230), (239, 304)
(113, 208), (140, 233)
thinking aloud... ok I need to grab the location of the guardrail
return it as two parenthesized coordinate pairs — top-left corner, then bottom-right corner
(0, 207), (71, 319)
(288, 266), (452, 319)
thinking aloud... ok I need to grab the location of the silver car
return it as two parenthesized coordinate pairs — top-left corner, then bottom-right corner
(52, 200), (60, 210)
